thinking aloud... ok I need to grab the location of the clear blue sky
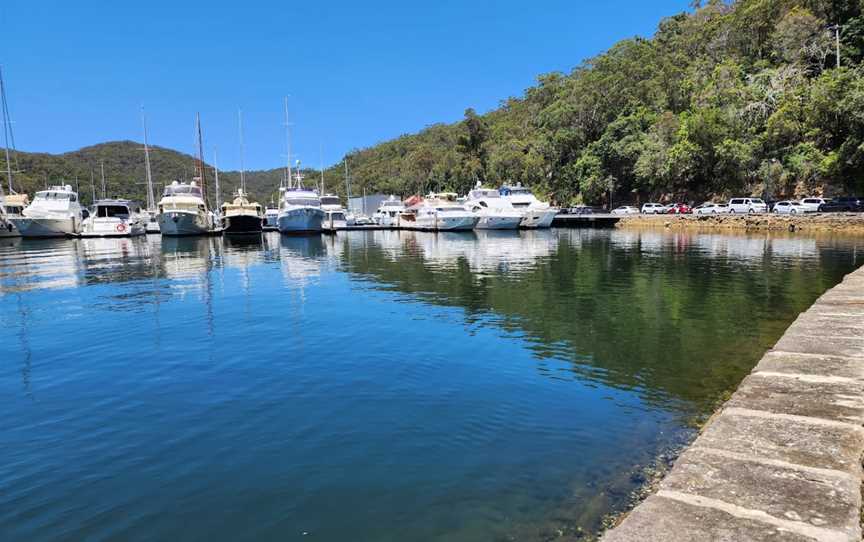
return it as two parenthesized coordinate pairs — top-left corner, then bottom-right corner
(1, 0), (691, 171)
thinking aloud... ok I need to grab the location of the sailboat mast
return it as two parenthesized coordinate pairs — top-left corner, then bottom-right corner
(195, 113), (208, 210)
(142, 108), (156, 211)
(213, 148), (221, 209)
(319, 142), (324, 194)
(0, 66), (14, 194)
(344, 159), (351, 203)
(90, 170), (96, 204)
(238, 109), (246, 193)
(283, 97), (292, 190)
(100, 160), (106, 199)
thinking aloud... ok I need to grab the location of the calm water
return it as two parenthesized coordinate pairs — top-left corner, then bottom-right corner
(0, 229), (861, 541)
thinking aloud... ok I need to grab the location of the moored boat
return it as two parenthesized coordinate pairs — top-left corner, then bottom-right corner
(499, 183), (558, 228)
(403, 193), (478, 232)
(157, 180), (213, 236)
(11, 185), (84, 238)
(464, 183), (523, 230)
(221, 189), (263, 234)
(372, 195), (405, 227)
(81, 199), (146, 237)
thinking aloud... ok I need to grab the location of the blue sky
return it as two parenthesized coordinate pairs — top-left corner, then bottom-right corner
(1, 0), (691, 171)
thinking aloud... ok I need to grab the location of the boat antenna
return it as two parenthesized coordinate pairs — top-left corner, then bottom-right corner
(100, 160), (106, 199)
(142, 107), (156, 211)
(238, 109), (246, 193)
(213, 146), (221, 209)
(283, 97), (292, 191)
(195, 112), (208, 210)
(0, 65), (18, 194)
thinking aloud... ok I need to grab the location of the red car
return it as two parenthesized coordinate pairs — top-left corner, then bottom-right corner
(666, 203), (692, 214)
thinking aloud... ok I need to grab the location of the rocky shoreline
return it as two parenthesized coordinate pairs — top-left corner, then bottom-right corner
(616, 213), (864, 235)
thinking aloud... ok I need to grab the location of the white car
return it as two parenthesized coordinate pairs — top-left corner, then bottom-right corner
(641, 203), (665, 214)
(611, 205), (640, 215)
(728, 197), (767, 214)
(799, 197), (827, 213)
(693, 202), (728, 215)
(772, 200), (804, 214)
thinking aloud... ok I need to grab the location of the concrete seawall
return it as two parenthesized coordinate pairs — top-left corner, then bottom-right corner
(602, 264), (864, 542)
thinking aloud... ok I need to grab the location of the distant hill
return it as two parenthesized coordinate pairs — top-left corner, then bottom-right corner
(0, 141), (343, 207)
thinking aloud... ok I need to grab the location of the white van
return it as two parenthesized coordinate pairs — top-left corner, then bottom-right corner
(728, 198), (767, 214)
(799, 197), (827, 213)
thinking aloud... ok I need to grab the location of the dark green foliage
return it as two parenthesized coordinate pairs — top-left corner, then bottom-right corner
(5, 0), (864, 206)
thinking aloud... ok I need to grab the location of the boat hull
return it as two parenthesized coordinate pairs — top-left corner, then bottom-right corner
(278, 208), (324, 234)
(519, 209), (557, 229)
(158, 211), (211, 236)
(11, 217), (79, 238)
(415, 215), (478, 231)
(475, 214), (522, 230)
(80, 219), (146, 237)
(222, 214), (263, 235)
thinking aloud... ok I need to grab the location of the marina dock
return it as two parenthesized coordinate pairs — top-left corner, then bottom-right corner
(603, 263), (864, 542)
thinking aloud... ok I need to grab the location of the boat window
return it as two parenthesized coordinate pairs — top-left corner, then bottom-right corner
(97, 205), (131, 218)
(511, 202), (530, 208)
(285, 198), (321, 207)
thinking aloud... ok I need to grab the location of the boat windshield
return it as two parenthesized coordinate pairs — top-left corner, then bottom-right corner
(163, 185), (203, 197)
(95, 205), (131, 218)
(285, 198), (321, 207)
(470, 189), (500, 199)
(35, 191), (77, 201)
(320, 196), (340, 206)
(329, 212), (346, 220)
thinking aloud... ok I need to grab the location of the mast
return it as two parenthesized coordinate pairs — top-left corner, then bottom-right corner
(142, 108), (156, 211)
(213, 147), (221, 209)
(100, 160), (106, 199)
(0, 65), (16, 194)
(195, 113), (208, 210)
(238, 109), (246, 193)
(319, 142), (324, 194)
(344, 159), (351, 210)
(90, 170), (96, 204)
(283, 97), (292, 191)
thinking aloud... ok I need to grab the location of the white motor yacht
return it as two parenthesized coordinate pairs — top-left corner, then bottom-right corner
(402, 193), (478, 231)
(81, 199), (146, 237)
(320, 194), (353, 231)
(11, 185), (84, 238)
(373, 195), (405, 227)
(157, 180), (213, 236)
(277, 185), (324, 234)
(499, 183), (558, 228)
(464, 183), (523, 230)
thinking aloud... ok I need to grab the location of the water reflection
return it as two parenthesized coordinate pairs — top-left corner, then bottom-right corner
(1, 228), (863, 542)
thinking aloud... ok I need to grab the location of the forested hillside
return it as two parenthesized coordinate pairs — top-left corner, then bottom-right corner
(5, 0), (864, 206)
(339, 0), (864, 205)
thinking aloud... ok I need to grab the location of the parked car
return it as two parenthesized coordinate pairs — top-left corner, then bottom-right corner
(772, 200), (804, 214)
(693, 202), (727, 215)
(611, 205), (640, 215)
(569, 205), (595, 215)
(818, 197), (864, 212)
(665, 203), (692, 214)
(641, 203), (665, 214)
(799, 197), (828, 213)
(728, 197), (767, 214)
